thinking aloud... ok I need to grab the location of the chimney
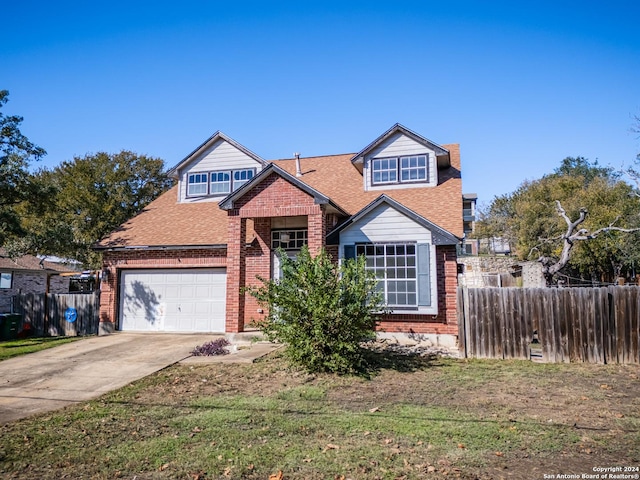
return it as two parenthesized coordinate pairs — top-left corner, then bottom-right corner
(294, 152), (302, 177)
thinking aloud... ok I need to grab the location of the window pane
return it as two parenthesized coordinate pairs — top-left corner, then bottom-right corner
(356, 242), (419, 308)
(0, 272), (12, 289)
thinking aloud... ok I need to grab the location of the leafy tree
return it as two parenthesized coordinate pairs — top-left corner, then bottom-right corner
(477, 157), (640, 284)
(0, 90), (46, 245)
(250, 247), (385, 374)
(14, 151), (174, 267)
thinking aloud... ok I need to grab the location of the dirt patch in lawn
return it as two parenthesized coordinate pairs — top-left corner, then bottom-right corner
(1, 346), (638, 479)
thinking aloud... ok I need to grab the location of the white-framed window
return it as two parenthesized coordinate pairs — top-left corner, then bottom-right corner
(372, 158), (398, 184)
(271, 229), (308, 250)
(400, 155), (427, 182)
(233, 169), (254, 190)
(0, 272), (12, 289)
(210, 171), (231, 194)
(345, 242), (432, 309)
(371, 154), (428, 185)
(187, 173), (208, 196)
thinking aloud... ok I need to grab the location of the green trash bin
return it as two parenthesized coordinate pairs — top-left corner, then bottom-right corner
(0, 313), (21, 340)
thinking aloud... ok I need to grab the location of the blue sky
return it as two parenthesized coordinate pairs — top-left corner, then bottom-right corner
(2, 1), (639, 206)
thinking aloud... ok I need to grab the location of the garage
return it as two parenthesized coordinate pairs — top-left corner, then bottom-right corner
(119, 269), (226, 332)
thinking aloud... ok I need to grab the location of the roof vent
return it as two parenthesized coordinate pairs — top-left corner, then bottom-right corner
(294, 152), (302, 177)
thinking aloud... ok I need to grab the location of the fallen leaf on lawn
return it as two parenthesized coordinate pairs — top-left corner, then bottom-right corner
(334, 476), (345, 480)
(269, 471), (284, 480)
(615, 413), (625, 418)
(384, 438), (393, 444)
(369, 407), (380, 413)
(495, 451), (504, 456)
(363, 431), (371, 436)
(458, 443), (465, 449)
(303, 458), (312, 463)
(246, 464), (254, 470)
(600, 384), (611, 390)
(192, 427), (202, 433)
(223, 466), (232, 476)
(427, 466), (436, 473)
(323, 443), (340, 452)
(190, 471), (205, 480)
(159, 463), (170, 471)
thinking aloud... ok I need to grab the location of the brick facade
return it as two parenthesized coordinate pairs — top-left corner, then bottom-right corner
(99, 174), (460, 338)
(99, 248), (227, 332)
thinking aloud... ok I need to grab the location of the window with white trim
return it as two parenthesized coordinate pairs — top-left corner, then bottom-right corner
(0, 272), (12, 289)
(400, 155), (427, 182)
(186, 168), (256, 197)
(233, 169), (254, 190)
(371, 154), (428, 185)
(210, 171), (231, 194)
(345, 242), (432, 309)
(372, 158), (397, 184)
(272, 229), (308, 250)
(187, 173), (208, 196)
(357, 244), (417, 307)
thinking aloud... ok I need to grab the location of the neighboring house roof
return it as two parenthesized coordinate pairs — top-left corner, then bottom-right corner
(166, 131), (266, 179)
(97, 140), (463, 249)
(0, 249), (77, 274)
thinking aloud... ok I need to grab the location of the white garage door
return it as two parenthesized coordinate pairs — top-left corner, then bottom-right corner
(119, 269), (227, 332)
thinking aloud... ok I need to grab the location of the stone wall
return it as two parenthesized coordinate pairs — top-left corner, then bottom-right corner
(457, 256), (545, 288)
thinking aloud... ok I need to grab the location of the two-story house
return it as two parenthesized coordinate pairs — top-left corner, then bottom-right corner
(96, 124), (463, 342)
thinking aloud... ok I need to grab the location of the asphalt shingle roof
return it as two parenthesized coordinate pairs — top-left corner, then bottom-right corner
(97, 145), (462, 248)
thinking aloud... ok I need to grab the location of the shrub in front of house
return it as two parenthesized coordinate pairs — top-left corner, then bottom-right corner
(250, 246), (384, 374)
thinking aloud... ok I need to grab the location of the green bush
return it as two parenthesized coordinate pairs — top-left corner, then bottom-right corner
(250, 246), (384, 374)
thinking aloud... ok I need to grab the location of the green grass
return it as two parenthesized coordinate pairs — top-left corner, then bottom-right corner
(0, 353), (638, 479)
(0, 336), (82, 361)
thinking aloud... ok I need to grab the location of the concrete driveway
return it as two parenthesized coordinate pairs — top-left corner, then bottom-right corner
(0, 333), (224, 424)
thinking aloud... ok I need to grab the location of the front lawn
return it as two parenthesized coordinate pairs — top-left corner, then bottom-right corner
(0, 350), (638, 479)
(0, 336), (82, 361)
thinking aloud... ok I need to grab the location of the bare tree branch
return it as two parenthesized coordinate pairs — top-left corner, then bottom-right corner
(538, 200), (640, 284)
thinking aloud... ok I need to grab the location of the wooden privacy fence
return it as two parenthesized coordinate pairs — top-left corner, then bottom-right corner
(457, 286), (640, 364)
(13, 293), (100, 336)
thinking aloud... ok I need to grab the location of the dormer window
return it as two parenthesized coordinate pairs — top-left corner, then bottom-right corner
(187, 173), (208, 196)
(372, 155), (428, 185)
(186, 168), (256, 197)
(233, 169), (254, 189)
(210, 171), (231, 194)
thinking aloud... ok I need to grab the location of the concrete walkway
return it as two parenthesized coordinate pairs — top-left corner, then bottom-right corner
(0, 333), (278, 425)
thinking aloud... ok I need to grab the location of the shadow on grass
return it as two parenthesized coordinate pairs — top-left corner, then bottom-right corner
(360, 346), (445, 377)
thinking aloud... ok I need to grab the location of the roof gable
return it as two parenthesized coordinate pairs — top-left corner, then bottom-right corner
(328, 195), (460, 245)
(167, 131), (266, 178)
(219, 163), (346, 215)
(351, 123), (451, 169)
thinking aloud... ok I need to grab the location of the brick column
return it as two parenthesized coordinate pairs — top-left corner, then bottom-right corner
(441, 245), (459, 331)
(98, 264), (117, 335)
(307, 206), (326, 256)
(225, 214), (246, 332)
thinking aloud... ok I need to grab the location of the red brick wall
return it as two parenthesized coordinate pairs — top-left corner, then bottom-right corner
(226, 173), (326, 332)
(99, 248), (227, 331)
(377, 245), (458, 335)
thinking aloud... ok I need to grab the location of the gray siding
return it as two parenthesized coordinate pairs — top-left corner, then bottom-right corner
(363, 132), (438, 191)
(339, 204), (438, 314)
(178, 139), (264, 203)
